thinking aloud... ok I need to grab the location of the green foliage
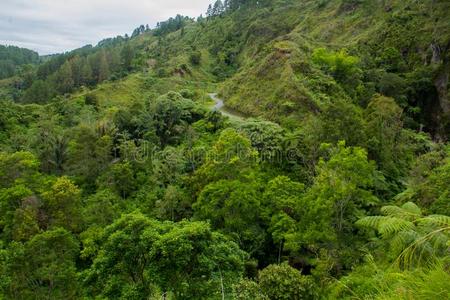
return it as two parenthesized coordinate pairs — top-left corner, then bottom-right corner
(84, 212), (247, 299)
(312, 48), (361, 90)
(66, 122), (113, 188)
(258, 263), (318, 300)
(53, 61), (75, 94)
(194, 179), (265, 254)
(189, 50), (202, 65)
(30, 115), (69, 174)
(149, 92), (201, 146)
(238, 119), (284, 154)
(155, 15), (191, 36)
(3, 228), (79, 299)
(21, 80), (53, 104)
(0, 152), (42, 241)
(397, 146), (450, 215)
(318, 99), (367, 147)
(233, 278), (268, 300)
(0, 151), (40, 188)
(120, 43), (135, 72)
(287, 142), (382, 271)
(83, 189), (121, 226)
(97, 162), (136, 198)
(365, 95), (413, 190)
(41, 176), (83, 232)
(329, 257), (450, 299)
(262, 176), (304, 261)
(0, 45), (39, 79)
(192, 128), (258, 189)
(357, 202), (450, 267)
(0, 0), (449, 298)
(234, 263), (318, 300)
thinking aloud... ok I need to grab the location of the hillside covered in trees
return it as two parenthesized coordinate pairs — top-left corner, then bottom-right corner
(0, 45), (39, 80)
(0, 0), (449, 299)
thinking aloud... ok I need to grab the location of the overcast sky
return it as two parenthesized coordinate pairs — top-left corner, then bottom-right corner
(0, 0), (213, 55)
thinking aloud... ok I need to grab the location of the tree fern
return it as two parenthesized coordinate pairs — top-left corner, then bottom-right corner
(418, 215), (450, 227)
(355, 216), (387, 229)
(381, 205), (405, 217)
(400, 202), (422, 216)
(390, 230), (418, 256)
(356, 216), (414, 237)
(381, 202), (421, 220)
(357, 202), (449, 268)
(378, 217), (414, 238)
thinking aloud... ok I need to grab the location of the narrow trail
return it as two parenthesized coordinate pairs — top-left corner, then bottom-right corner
(208, 93), (246, 121)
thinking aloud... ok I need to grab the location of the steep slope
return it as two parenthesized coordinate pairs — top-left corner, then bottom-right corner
(0, 1), (449, 299)
(0, 45), (39, 79)
(107, 0), (448, 137)
(215, 0), (450, 136)
(4, 0), (448, 137)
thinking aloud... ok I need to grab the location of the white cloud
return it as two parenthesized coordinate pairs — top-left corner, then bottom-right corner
(0, 0), (213, 55)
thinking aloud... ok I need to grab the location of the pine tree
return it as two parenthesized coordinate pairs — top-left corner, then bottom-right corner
(97, 50), (110, 83)
(120, 43), (134, 72)
(55, 61), (74, 94)
(213, 0), (225, 16)
(80, 58), (93, 86)
(206, 4), (213, 18)
(69, 56), (83, 87)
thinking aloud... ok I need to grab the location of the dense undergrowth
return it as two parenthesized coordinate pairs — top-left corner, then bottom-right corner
(0, 0), (449, 299)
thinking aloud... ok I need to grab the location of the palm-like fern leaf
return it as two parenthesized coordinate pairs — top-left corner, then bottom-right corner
(358, 202), (449, 269)
(418, 215), (450, 227)
(378, 217), (414, 238)
(401, 202), (422, 216)
(381, 202), (421, 220)
(381, 205), (404, 217)
(355, 216), (387, 229)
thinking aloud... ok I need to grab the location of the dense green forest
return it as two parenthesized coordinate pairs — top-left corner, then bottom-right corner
(0, 45), (39, 80)
(0, 0), (449, 299)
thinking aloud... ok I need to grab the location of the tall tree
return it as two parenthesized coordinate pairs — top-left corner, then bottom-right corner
(287, 142), (384, 272)
(21, 80), (52, 103)
(80, 58), (93, 86)
(53, 61), (74, 94)
(41, 177), (83, 232)
(212, 0), (225, 16)
(120, 43), (134, 72)
(83, 213), (247, 299)
(192, 128), (258, 190)
(194, 179), (266, 255)
(365, 95), (411, 189)
(97, 50), (110, 82)
(4, 228), (79, 299)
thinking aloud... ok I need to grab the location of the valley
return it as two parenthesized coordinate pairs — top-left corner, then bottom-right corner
(0, 0), (449, 299)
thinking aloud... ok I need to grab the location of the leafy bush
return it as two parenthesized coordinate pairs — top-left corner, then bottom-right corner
(189, 50), (202, 65)
(312, 48), (361, 86)
(233, 263), (318, 300)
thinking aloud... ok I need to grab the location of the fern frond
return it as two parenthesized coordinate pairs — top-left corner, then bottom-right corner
(381, 202), (421, 221)
(390, 233), (407, 255)
(381, 205), (404, 217)
(395, 227), (449, 269)
(355, 216), (387, 229)
(401, 202), (422, 216)
(390, 230), (419, 255)
(379, 217), (414, 238)
(418, 215), (450, 227)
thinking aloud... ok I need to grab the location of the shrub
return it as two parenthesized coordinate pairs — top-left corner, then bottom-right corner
(259, 263), (318, 300)
(189, 50), (202, 65)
